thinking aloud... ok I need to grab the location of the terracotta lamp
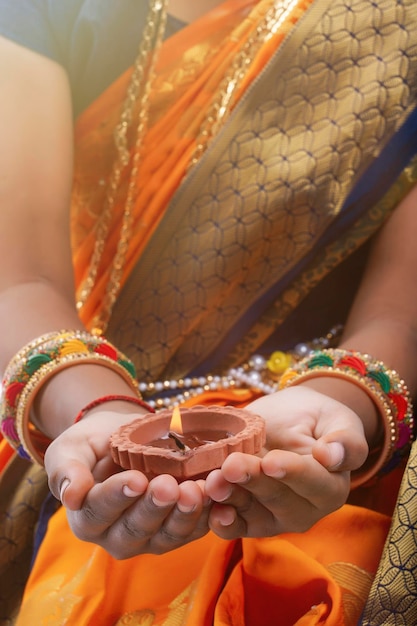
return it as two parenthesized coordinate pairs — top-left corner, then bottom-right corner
(110, 405), (266, 481)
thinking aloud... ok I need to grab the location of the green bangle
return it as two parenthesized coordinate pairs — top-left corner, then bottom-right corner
(0, 331), (139, 463)
(278, 349), (414, 486)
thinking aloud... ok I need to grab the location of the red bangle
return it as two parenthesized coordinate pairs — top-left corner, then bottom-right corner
(74, 395), (155, 423)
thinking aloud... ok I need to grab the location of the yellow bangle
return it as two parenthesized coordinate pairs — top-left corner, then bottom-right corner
(1, 331), (140, 463)
(15, 353), (141, 464)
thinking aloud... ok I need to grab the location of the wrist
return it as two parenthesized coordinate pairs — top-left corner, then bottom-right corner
(298, 376), (381, 447)
(33, 364), (142, 438)
(0, 330), (143, 465)
(278, 348), (414, 487)
(73, 394), (153, 424)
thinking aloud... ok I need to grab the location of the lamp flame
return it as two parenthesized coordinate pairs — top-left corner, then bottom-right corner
(169, 406), (183, 434)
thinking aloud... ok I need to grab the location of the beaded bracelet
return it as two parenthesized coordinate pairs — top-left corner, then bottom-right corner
(278, 349), (414, 487)
(0, 331), (141, 464)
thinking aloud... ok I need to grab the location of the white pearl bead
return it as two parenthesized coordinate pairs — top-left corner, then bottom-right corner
(250, 354), (266, 370)
(294, 343), (310, 357)
(247, 370), (262, 384)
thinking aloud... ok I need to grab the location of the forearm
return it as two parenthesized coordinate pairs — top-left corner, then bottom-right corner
(340, 185), (417, 390)
(0, 38), (144, 444)
(299, 188), (417, 448)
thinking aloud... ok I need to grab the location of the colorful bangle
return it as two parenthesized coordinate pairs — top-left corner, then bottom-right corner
(0, 331), (140, 463)
(2, 331), (112, 393)
(278, 349), (414, 486)
(74, 395), (155, 423)
(4, 331), (63, 368)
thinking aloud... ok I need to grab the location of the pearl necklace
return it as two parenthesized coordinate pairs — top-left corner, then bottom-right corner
(139, 325), (343, 409)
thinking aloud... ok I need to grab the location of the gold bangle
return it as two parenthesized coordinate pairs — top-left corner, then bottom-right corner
(3, 330), (92, 373)
(1, 331), (139, 462)
(15, 353), (141, 464)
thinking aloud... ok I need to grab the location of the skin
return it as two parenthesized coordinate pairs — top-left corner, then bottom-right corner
(1, 2), (417, 560)
(168, 0), (225, 22)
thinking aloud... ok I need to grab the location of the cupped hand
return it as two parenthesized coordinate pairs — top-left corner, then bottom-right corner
(44, 410), (211, 559)
(205, 386), (369, 539)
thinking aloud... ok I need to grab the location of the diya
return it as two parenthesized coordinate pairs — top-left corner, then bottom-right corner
(110, 404), (266, 480)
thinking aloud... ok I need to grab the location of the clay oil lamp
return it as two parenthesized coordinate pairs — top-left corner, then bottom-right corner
(110, 405), (266, 481)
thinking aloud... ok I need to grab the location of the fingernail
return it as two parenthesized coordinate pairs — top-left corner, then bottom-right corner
(327, 442), (344, 469)
(177, 502), (196, 513)
(216, 486), (232, 502)
(123, 484), (140, 498)
(59, 478), (70, 503)
(151, 493), (174, 508)
(216, 507), (235, 526)
(234, 473), (250, 485)
(264, 466), (286, 479)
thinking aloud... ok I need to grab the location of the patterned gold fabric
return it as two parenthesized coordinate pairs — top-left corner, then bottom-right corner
(360, 440), (417, 625)
(108, 0), (417, 381)
(0, 454), (48, 624)
(221, 158), (417, 370)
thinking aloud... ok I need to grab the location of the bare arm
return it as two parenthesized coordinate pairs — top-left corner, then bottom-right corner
(341, 188), (417, 386)
(0, 36), (139, 438)
(0, 36), (76, 339)
(303, 189), (417, 447)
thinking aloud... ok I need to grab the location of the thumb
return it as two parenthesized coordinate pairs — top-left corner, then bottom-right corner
(46, 456), (95, 510)
(312, 433), (369, 472)
(313, 440), (345, 470)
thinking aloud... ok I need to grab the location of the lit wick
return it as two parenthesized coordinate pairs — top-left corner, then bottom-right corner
(168, 406), (190, 453)
(168, 432), (190, 452)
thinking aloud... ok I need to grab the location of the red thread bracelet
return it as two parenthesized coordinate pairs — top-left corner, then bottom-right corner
(74, 395), (155, 423)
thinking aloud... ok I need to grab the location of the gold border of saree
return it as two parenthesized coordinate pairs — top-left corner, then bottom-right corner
(361, 438), (417, 624)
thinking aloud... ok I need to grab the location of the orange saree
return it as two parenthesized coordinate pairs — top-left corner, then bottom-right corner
(16, 503), (390, 625)
(4, 0), (417, 623)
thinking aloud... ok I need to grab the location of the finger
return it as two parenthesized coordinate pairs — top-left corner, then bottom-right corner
(46, 451), (124, 511)
(312, 429), (369, 472)
(261, 449), (350, 511)
(102, 476), (210, 558)
(206, 456), (273, 513)
(66, 470), (150, 540)
(149, 480), (210, 553)
(208, 502), (244, 538)
(206, 461), (279, 537)
(220, 452), (263, 484)
(205, 469), (233, 502)
(44, 431), (102, 509)
(177, 480), (205, 514)
(208, 486), (281, 539)
(47, 459), (96, 510)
